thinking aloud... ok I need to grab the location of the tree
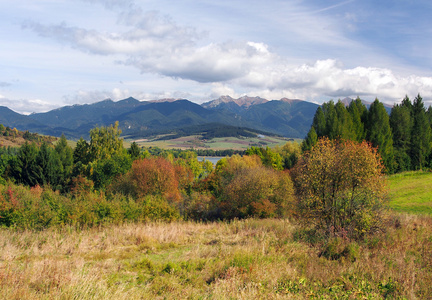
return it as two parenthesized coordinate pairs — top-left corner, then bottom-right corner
(113, 157), (182, 202)
(348, 97), (367, 142)
(291, 138), (388, 240)
(274, 141), (301, 169)
(55, 135), (73, 175)
(91, 153), (132, 190)
(410, 94), (431, 170)
(245, 146), (283, 170)
(390, 96), (413, 172)
(128, 141), (141, 160)
(88, 121), (124, 161)
(35, 142), (63, 187)
(212, 155), (294, 219)
(312, 106), (326, 137)
(10, 142), (39, 186)
(335, 100), (355, 140)
(323, 101), (339, 139)
(301, 126), (318, 152)
(220, 166), (293, 219)
(73, 137), (90, 165)
(366, 99), (395, 173)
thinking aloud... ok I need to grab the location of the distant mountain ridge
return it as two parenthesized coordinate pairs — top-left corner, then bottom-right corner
(0, 96), (321, 140)
(202, 95), (268, 109)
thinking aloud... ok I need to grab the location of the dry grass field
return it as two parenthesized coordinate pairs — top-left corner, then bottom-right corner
(1, 215), (431, 299)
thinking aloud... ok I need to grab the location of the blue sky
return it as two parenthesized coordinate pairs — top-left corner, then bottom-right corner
(1, 0), (431, 114)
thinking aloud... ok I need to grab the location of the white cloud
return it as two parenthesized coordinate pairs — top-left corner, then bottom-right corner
(62, 88), (194, 106)
(16, 0), (432, 108)
(229, 59), (432, 103)
(0, 97), (59, 114)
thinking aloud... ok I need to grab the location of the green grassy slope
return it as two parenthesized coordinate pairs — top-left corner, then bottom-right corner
(388, 171), (432, 214)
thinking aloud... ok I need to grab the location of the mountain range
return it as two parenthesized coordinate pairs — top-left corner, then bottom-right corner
(0, 96), (323, 140)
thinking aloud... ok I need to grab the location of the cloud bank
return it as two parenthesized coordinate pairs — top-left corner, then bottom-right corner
(17, 0), (432, 109)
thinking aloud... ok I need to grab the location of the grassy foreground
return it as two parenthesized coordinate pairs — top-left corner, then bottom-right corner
(388, 171), (432, 215)
(1, 216), (431, 299)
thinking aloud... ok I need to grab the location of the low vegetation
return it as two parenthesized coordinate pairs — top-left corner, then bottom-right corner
(388, 171), (432, 215)
(1, 216), (431, 299)
(0, 105), (431, 298)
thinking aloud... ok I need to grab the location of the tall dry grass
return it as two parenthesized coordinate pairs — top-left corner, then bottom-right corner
(0, 215), (431, 299)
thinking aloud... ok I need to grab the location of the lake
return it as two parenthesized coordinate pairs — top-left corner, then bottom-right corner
(197, 156), (224, 165)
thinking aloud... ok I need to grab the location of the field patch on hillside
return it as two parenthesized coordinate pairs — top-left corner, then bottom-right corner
(130, 135), (293, 150)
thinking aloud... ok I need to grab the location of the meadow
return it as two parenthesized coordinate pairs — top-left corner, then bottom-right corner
(388, 171), (432, 215)
(1, 215), (431, 299)
(0, 171), (432, 299)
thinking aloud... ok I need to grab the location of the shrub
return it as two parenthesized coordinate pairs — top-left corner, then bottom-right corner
(291, 138), (389, 240)
(111, 157), (182, 202)
(214, 155), (294, 219)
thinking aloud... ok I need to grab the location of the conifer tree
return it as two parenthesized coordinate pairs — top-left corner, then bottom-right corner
(390, 96), (413, 171)
(348, 97), (367, 142)
(312, 106), (326, 137)
(55, 134), (74, 184)
(323, 101), (339, 139)
(335, 100), (355, 140)
(36, 142), (62, 187)
(301, 126), (318, 152)
(11, 142), (39, 186)
(366, 99), (395, 173)
(410, 94), (431, 169)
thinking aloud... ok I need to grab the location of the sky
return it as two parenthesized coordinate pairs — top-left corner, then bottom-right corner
(1, 0), (432, 114)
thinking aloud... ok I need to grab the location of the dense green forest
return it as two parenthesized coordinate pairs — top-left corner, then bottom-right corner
(302, 94), (432, 174)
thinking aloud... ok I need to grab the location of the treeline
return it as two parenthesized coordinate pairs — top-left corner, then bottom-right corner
(0, 120), (392, 246)
(139, 147), (244, 158)
(302, 94), (432, 173)
(0, 122), (299, 226)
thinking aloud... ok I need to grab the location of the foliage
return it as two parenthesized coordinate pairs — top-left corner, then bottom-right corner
(410, 94), (432, 170)
(0, 183), (180, 229)
(88, 121), (124, 161)
(210, 154), (294, 219)
(245, 146), (283, 170)
(111, 157), (182, 203)
(128, 141), (141, 159)
(366, 99), (395, 173)
(291, 138), (389, 240)
(219, 167), (293, 219)
(305, 94), (432, 174)
(274, 141), (301, 169)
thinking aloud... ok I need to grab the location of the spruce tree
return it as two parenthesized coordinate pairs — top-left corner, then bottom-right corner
(301, 126), (318, 152)
(390, 96), (413, 171)
(348, 97), (367, 142)
(335, 100), (355, 140)
(323, 101), (339, 139)
(312, 106), (326, 137)
(410, 94), (431, 170)
(366, 99), (395, 173)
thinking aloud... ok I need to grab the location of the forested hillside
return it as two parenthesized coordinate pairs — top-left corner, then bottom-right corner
(0, 97), (319, 139)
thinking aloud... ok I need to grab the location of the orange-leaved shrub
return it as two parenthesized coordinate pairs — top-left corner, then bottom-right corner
(111, 157), (183, 203)
(204, 154), (295, 219)
(291, 137), (389, 240)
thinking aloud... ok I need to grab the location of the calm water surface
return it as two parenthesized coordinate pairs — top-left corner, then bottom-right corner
(197, 156), (224, 165)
